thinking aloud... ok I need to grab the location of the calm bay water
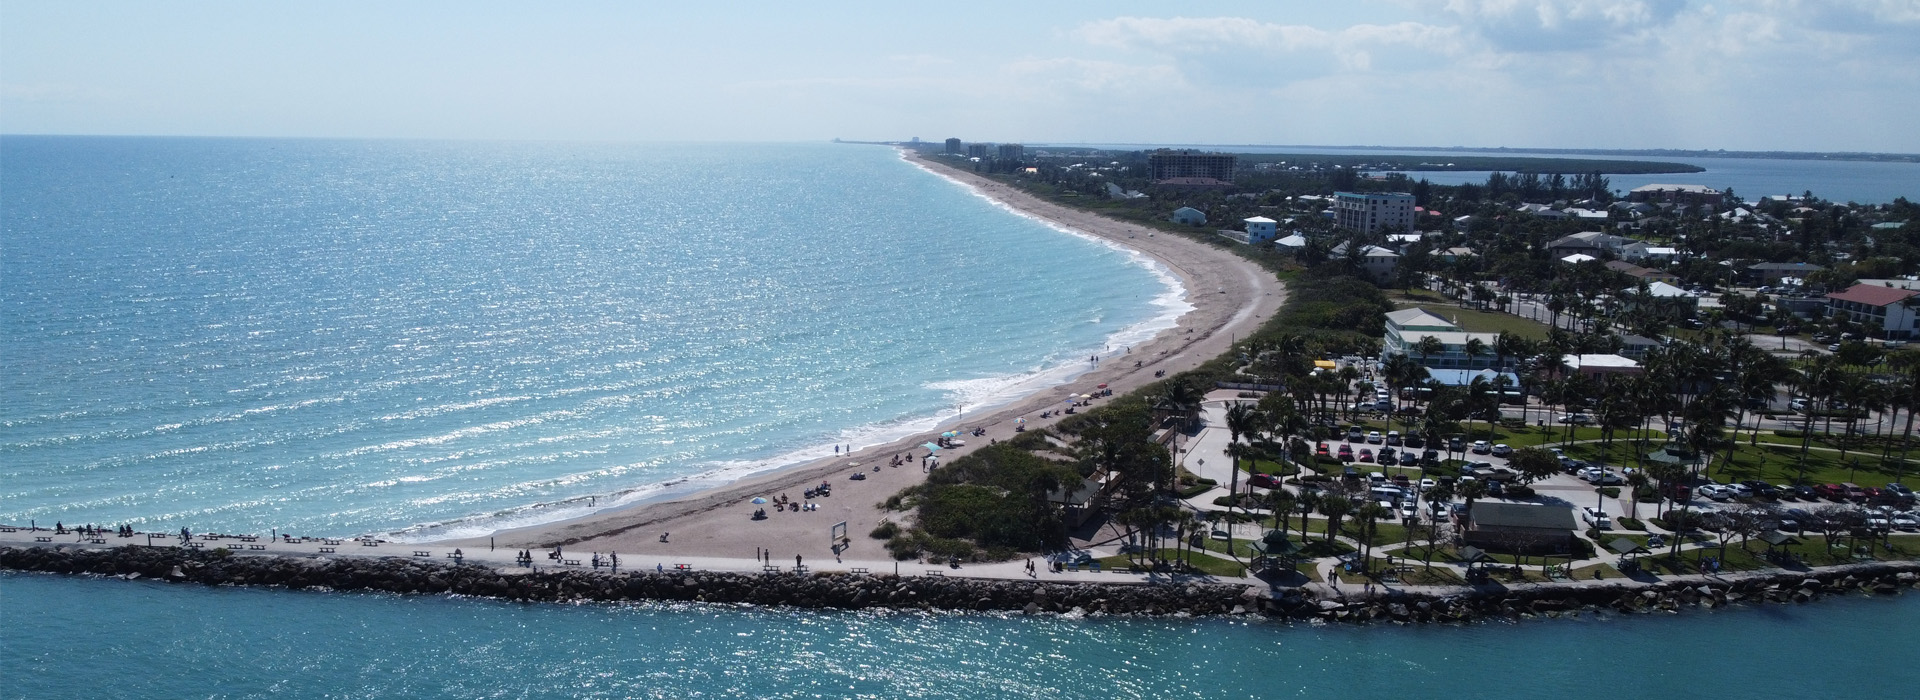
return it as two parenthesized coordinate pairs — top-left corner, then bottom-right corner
(3, 571), (1916, 699)
(0, 137), (1181, 540)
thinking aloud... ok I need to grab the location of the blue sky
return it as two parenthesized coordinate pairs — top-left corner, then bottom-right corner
(3, 1), (1916, 151)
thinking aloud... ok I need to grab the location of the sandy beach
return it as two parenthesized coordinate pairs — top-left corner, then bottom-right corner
(437, 151), (1287, 563)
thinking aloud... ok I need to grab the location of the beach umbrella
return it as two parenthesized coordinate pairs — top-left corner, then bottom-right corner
(751, 497), (768, 505)
(921, 442), (943, 451)
(1015, 417), (1026, 425)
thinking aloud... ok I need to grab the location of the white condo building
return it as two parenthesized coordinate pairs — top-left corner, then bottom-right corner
(1334, 191), (1415, 234)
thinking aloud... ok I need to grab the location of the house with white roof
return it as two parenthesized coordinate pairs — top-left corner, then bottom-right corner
(1331, 241), (1399, 282)
(1243, 216), (1278, 243)
(1560, 354), (1642, 382)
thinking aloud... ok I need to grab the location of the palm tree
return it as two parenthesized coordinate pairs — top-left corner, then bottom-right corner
(1457, 478), (1488, 516)
(1267, 488), (1296, 538)
(1464, 336), (1487, 371)
(1225, 402), (1259, 516)
(1355, 501), (1394, 572)
(1416, 335), (1445, 370)
(1318, 494), (1353, 545)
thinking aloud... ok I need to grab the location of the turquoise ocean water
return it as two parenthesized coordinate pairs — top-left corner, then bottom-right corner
(0, 137), (1182, 541)
(3, 571), (1916, 699)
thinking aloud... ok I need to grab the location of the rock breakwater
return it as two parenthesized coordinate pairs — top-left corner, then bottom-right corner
(5, 546), (1914, 622)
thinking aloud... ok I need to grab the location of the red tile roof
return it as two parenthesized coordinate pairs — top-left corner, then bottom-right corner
(1827, 283), (1920, 307)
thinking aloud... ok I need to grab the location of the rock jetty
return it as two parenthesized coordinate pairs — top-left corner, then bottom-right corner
(4, 546), (1914, 622)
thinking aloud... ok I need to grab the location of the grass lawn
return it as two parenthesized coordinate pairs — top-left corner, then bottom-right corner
(1391, 302), (1552, 341)
(1569, 437), (1920, 488)
(1246, 458), (1301, 477)
(1096, 549), (1247, 578)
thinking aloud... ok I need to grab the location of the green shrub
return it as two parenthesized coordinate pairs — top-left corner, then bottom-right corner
(1599, 486), (1621, 498)
(1618, 517), (1646, 531)
(869, 519), (900, 540)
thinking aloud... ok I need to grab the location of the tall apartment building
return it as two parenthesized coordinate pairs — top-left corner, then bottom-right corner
(945, 138), (962, 154)
(1146, 150), (1236, 183)
(966, 143), (991, 159)
(996, 143), (1024, 160)
(1334, 191), (1416, 234)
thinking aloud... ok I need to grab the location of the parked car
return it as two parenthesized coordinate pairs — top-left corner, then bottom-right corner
(1724, 483), (1752, 499)
(1449, 436), (1466, 452)
(1581, 507), (1612, 529)
(1385, 430), (1401, 446)
(1366, 431), (1384, 444)
(1358, 448), (1374, 463)
(1843, 483), (1868, 502)
(1471, 440), (1492, 454)
(1347, 427), (1365, 442)
(1893, 513), (1920, 531)
(1590, 472), (1625, 486)
(1404, 434), (1426, 449)
(1647, 534), (1667, 548)
(1316, 442), (1331, 457)
(1558, 413), (1593, 424)
(1697, 484), (1730, 500)
(1882, 483), (1916, 505)
(1814, 483), (1847, 500)
(1398, 452), (1420, 466)
(1789, 484), (1818, 501)
(1368, 471), (1387, 485)
(1490, 443), (1512, 457)
(1423, 449), (1441, 464)
(1248, 473), (1280, 489)
(1400, 502), (1420, 521)
(1789, 398), (1809, 413)
(1419, 478), (1436, 491)
(1378, 447), (1397, 463)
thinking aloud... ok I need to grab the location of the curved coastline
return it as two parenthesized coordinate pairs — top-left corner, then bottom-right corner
(424, 149), (1288, 559)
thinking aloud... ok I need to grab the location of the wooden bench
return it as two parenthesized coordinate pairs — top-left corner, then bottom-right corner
(184, 542), (204, 549)
(360, 540), (379, 547)
(90, 538), (108, 544)
(248, 544), (266, 551)
(849, 567), (870, 575)
(1, 527), (17, 533)
(563, 559), (582, 566)
(762, 565), (782, 574)
(925, 570), (945, 577)
(33, 536), (52, 542)
(674, 564), (691, 571)
(323, 540), (343, 546)
(791, 565), (808, 575)
(413, 551), (432, 557)
(318, 547), (336, 554)
(238, 536), (257, 542)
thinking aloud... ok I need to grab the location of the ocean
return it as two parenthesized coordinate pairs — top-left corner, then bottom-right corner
(3, 571), (1916, 699)
(0, 137), (1182, 541)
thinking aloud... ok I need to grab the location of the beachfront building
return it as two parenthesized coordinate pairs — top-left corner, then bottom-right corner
(1381, 307), (1502, 370)
(1332, 191), (1415, 234)
(944, 138), (962, 154)
(996, 143), (1025, 161)
(1746, 262), (1825, 285)
(1170, 207), (1207, 226)
(966, 143), (991, 159)
(1243, 216), (1277, 243)
(1825, 282), (1920, 339)
(1147, 149), (1236, 184)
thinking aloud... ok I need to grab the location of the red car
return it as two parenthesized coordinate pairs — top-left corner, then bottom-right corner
(1337, 444), (1354, 462)
(1316, 442), (1331, 457)
(1248, 473), (1279, 489)
(1814, 484), (1847, 500)
(1358, 448), (1374, 463)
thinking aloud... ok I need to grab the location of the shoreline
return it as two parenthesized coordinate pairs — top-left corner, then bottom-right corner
(430, 150), (1288, 561)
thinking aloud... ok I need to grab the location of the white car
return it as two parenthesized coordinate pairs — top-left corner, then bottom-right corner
(1471, 440), (1492, 454)
(1697, 484), (1730, 501)
(1418, 478), (1437, 492)
(1892, 513), (1920, 531)
(1490, 443), (1512, 457)
(1400, 502), (1420, 521)
(1367, 431), (1384, 444)
(1724, 483), (1752, 499)
(1581, 507), (1612, 529)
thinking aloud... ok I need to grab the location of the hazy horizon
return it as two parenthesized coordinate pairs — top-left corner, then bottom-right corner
(4, 1), (1916, 152)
